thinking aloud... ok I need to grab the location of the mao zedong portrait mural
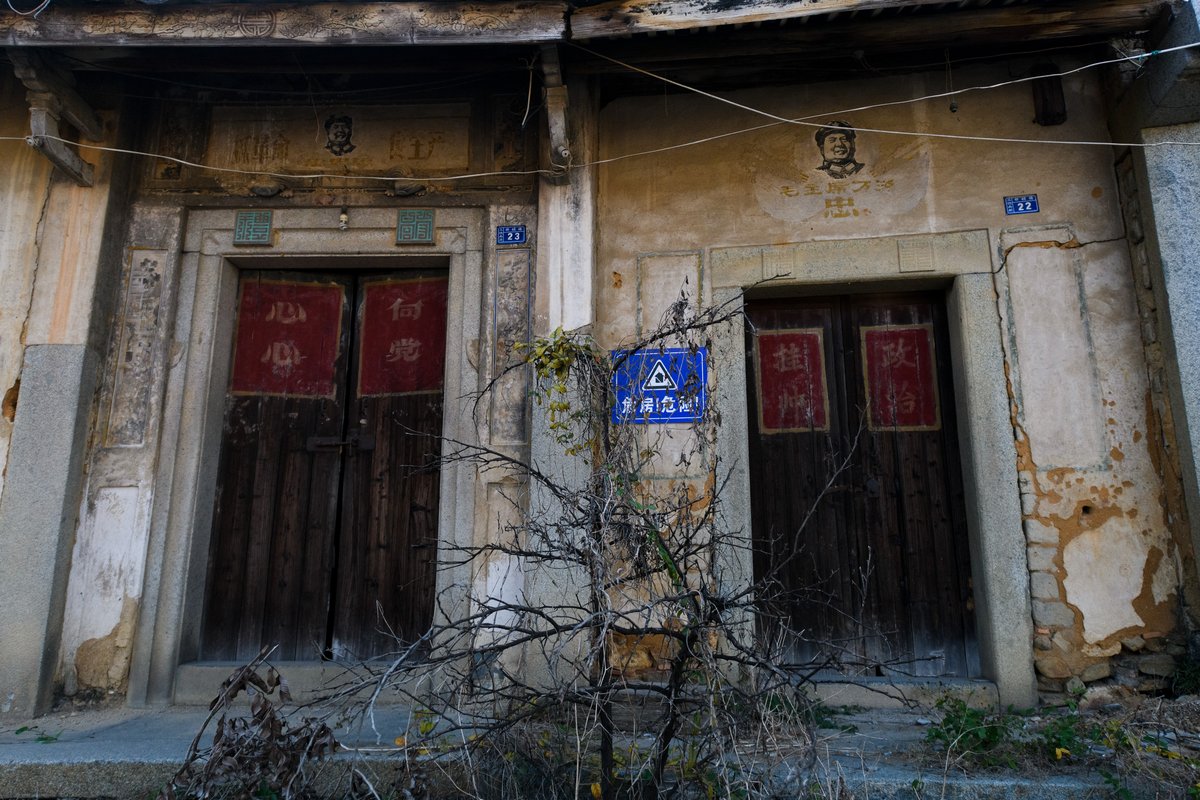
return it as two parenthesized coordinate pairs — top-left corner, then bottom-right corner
(814, 120), (864, 179)
(324, 114), (356, 157)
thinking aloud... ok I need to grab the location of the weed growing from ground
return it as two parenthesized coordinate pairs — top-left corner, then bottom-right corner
(922, 693), (1200, 797)
(923, 696), (1022, 768)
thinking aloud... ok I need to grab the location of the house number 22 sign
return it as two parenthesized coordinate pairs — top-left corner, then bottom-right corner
(1004, 194), (1040, 215)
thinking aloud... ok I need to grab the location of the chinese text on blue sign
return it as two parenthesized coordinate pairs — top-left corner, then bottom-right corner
(496, 225), (527, 245)
(611, 347), (707, 424)
(1003, 194), (1040, 215)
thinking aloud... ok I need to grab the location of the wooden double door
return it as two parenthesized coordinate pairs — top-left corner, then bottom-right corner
(201, 269), (447, 661)
(746, 293), (978, 677)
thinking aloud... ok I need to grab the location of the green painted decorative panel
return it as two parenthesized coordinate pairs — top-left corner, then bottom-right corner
(233, 211), (273, 246)
(396, 209), (436, 245)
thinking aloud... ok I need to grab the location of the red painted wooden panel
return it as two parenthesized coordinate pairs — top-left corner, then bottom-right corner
(230, 280), (344, 398)
(861, 324), (941, 431)
(358, 277), (448, 396)
(755, 328), (829, 432)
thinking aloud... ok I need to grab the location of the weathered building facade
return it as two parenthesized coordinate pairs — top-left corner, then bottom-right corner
(2, 0), (1200, 720)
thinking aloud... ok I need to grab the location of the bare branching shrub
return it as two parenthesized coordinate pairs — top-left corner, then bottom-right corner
(175, 288), (909, 799)
(314, 289), (892, 799)
(160, 648), (340, 799)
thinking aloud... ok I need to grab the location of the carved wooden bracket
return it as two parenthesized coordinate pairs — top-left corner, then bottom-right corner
(8, 49), (102, 187)
(540, 45), (571, 185)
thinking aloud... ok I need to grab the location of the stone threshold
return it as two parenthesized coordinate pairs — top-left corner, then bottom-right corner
(175, 661), (1002, 710)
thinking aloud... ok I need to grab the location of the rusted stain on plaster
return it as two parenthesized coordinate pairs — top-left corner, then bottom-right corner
(1026, 445), (1175, 632)
(2, 380), (18, 423)
(73, 595), (138, 692)
(1140, 385), (1198, 610)
(611, 472), (716, 679)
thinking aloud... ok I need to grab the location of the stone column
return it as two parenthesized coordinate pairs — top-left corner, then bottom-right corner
(0, 124), (131, 716)
(1108, 0), (1200, 632)
(1135, 122), (1200, 573)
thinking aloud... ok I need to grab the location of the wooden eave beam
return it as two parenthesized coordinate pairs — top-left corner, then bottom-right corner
(7, 48), (100, 186)
(0, 2), (567, 47)
(568, 0), (1166, 71)
(573, 0), (970, 39)
(571, 0), (1161, 40)
(540, 44), (570, 182)
(7, 49), (102, 140)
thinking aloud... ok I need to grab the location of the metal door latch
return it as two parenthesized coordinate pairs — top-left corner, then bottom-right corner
(306, 429), (376, 452)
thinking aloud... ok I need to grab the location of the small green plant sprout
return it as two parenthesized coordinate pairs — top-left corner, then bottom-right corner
(412, 706), (437, 737)
(1036, 710), (1102, 761)
(806, 702), (859, 734)
(924, 695), (1020, 767)
(1100, 769), (1134, 800)
(12, 725), (60, 744)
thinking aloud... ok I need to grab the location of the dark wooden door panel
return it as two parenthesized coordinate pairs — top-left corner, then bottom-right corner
(331, 274), (446, 660)
(747, 293), (977, 677)
(202, 270), (446, 663)
(202, 273), (352, 661)
(332, 393), (442, 658)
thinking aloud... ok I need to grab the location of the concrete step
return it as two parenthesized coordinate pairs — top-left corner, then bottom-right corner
(0, 704), (1111, 800)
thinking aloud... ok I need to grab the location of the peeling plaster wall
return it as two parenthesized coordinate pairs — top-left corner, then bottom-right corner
(999, 231), (1179, 690)
(594, 63), (1185, 687)
(57, 203), (185, 696)
(0, 67), (134, 714)
(58, 94), (538, 698)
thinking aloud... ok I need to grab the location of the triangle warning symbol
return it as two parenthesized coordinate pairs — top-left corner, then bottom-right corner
(641, 359), (678, 391)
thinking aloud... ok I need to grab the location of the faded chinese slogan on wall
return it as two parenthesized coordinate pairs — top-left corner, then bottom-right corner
(753, 118), (930, 226)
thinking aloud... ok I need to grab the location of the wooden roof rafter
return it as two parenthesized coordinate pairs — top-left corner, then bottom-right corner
(566, 0), (1168, 72)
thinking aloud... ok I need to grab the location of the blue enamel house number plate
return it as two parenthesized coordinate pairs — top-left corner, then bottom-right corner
(496, 225), (527, 245)
(611, 347), (707, 424)
(1004, 194), (1040, 215)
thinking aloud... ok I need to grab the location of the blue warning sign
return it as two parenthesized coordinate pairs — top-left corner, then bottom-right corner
(611, 347), (707, 424)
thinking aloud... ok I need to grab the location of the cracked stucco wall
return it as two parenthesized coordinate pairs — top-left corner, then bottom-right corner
(594, 62), (1187, 688)
(998, 229), (1182, 691)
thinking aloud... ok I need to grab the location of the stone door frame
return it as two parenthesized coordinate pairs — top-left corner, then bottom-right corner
(708, 229), (1037, 706)
(126, 207), (485, 705)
